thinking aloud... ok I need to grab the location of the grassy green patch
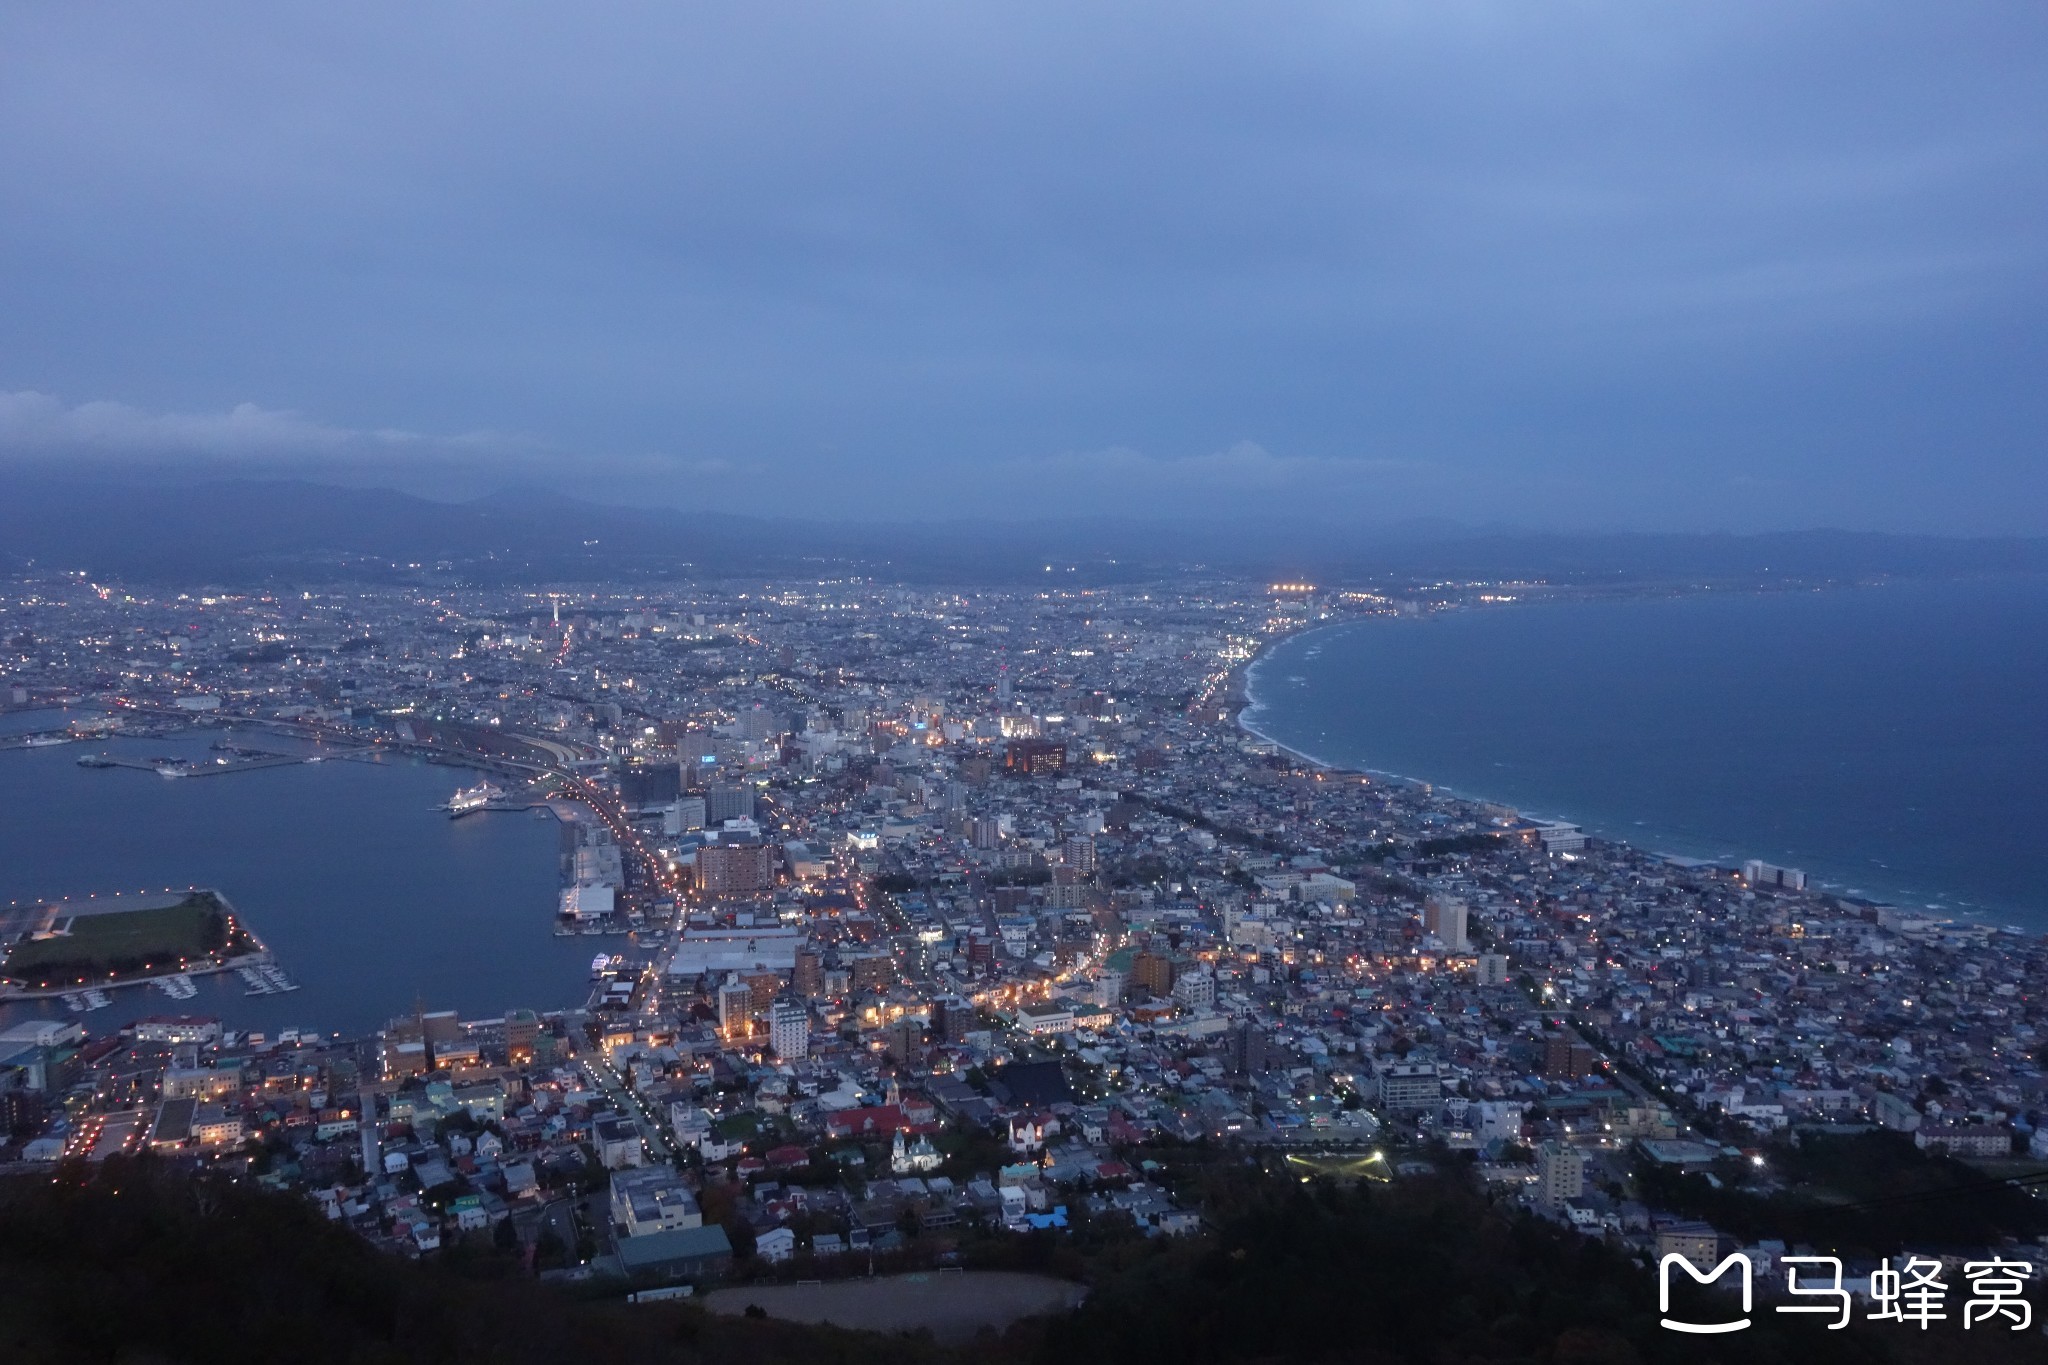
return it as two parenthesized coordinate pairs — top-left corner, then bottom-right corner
(2, 892), (243, 986)
(713, 1111), (766, 1143)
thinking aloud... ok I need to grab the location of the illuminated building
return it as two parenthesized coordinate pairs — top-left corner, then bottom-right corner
(1377, 1062), (1442, 1110)
(1537, 1140), (1586, 1209)
(695, 842), (774, 896)
(1741, 859), (1807, 891)
(717, 975), (755, 1037)
(1132, 950), (1177, 999)
(768, 997), (809, 1059)
(1003, 738), (1066, 775)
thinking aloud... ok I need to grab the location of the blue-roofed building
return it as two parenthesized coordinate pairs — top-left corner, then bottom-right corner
(613, 1223), (734, 1281)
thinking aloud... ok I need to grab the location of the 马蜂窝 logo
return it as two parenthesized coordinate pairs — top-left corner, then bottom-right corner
(1659, 1252), (2036, 1332)
(1659, 1253), (1751, 1334)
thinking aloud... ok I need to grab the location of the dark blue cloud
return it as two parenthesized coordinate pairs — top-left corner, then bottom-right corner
(1, 2), (2043, 529)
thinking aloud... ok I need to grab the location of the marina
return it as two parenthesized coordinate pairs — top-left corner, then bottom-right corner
(152, 973), (199, 1000)
(238, 963), (300, 996)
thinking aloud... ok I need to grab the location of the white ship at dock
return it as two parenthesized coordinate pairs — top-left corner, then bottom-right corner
(445, 781), (504, 817)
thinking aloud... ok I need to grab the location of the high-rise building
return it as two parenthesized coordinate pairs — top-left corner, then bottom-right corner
(1063, 835), (1097, 874)
(1543, 1035), (1602, 1081)
(717, 975), (755, 1039)
(706, 783), (755, 824)
(1172, 968), (1216, 1010)
(504, 1009), (540, 1065)
(1742, 859), (1807, 892)
(1476, 953), (1511, 986)
(849, 952), (894, 995)
(1003, 738), (1066, 776)
(618, 762), (681, 807)
(1535, 822), (1588, 854)
(1231, 1022), (1273, 1076)
(1424, 895), (1470, 952)
(996, 657), (1012, 706)
(1132, 950), (1177, 999)
(683, 750), (719, 790)
(665, 796), (707, 835)
(744, 971), (785, 1013)
(793, 947), (824, 998)
(696, 842), (774, 896)
(768, 997), (809, 1059)
(1377, 1062), (1442, 1110)
(933, 994), (976, 1043)
(1094, 967), (1126, 1008)
(886, 1015), (924, 1060)
(1537, 1140), (1587, 1209)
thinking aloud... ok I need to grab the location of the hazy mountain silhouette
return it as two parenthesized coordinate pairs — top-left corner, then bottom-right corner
(5, 474), (2045, 586)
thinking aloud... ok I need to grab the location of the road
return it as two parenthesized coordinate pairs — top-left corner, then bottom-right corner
(580, 1056), (676, 1162)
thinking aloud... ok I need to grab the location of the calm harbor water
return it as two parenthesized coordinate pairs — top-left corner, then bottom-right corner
(1244, 575), (2048, 928)
(0, 721), (592, 1037)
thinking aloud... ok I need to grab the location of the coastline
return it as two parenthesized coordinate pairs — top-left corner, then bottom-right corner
(1237, 617), (1425, 782)
(1231, 603), (2038, 928)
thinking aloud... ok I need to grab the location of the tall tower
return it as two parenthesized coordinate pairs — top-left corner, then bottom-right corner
(996, 652), (1012, 706)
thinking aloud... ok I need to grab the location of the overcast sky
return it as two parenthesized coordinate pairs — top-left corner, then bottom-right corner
(2, 3), (2044, 530)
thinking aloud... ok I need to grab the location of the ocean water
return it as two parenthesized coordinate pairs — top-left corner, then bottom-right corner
(1244, 576), (2048, 927)
(0, 723), (593, 1037)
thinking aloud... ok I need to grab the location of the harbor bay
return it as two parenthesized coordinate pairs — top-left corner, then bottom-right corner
(1243, 575), (2048, 927)
(0, 723), (592, 1036)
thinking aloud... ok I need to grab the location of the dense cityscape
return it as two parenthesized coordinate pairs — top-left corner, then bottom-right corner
(3, 570), (2045, 1342)
(6, 5), (2046, 1359)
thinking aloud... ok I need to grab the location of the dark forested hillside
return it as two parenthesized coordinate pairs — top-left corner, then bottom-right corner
(7, 1160), (2041, 1365)
(0, 1160), (942, 1365)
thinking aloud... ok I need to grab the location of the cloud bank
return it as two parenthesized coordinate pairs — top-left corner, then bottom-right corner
(1, 3), (2044, 530)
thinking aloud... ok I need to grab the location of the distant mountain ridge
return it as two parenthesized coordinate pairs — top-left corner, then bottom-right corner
(4, 474), (2045, 586)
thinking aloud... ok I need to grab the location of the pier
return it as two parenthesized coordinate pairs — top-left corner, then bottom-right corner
(75, 751), (360, 778)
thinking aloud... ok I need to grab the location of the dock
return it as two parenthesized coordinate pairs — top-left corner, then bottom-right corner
(75, 751), (359, 778)
(237, 963), (300, 996)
